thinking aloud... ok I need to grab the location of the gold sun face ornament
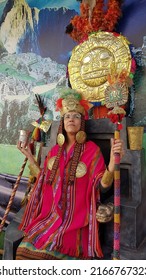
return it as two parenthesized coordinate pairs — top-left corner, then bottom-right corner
(68, 32), (132, 103)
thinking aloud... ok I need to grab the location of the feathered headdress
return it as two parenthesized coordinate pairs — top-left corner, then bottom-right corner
(56, 88), (93, 116)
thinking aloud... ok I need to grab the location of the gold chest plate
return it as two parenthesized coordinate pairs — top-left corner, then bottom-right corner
(76, 162), (87, 178)
(47, 157), (87, 178)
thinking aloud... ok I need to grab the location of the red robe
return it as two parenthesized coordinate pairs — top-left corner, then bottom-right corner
(19, 140), (106, 258)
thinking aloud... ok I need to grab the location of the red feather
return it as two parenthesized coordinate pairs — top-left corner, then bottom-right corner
(80, 99), (92, 111)
(56, 98), (63, 111)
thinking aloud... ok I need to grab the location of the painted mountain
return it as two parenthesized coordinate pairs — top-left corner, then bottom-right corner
(1, 0), (146, 63)
(0, 0), (146, 176)
(0, 0), (77, 64)
(26, 0), (80, 12)
(0, 0), (79, 149)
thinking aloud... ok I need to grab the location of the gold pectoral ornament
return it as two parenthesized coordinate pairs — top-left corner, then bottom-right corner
(76, 162), (87, 178)
(47, 157), (87, 178)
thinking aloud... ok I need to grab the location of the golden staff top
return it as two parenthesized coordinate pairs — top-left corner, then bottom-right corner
(68, 31), (132, 104)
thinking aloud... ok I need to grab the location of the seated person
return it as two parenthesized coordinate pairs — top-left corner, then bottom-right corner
(16, 88), (123, 260)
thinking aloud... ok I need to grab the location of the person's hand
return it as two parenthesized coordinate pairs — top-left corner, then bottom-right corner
(17, 140), (36, 165)
(108, 138), (124, 173)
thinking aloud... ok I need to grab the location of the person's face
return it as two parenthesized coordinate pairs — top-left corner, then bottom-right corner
(63, 111), (82, 135)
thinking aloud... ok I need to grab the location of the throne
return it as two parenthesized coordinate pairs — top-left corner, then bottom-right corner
(2, 117), (146, 259)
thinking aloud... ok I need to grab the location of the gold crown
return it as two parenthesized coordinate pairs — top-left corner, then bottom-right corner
(61, 94), (85, 115)
(56, 88), (93, 116)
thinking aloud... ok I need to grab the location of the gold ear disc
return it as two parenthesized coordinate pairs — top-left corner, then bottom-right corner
(57, 133), (65, 147)
(76, 131), (87, 144)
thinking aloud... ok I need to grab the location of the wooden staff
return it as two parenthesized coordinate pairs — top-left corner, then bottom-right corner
(104, 78), (128, 259)
(113, 128), (121, 260)
(0, 157), (28, 232)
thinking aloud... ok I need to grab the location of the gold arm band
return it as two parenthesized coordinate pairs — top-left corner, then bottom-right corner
(28, 163), (40, 178)
(101, 168), (114, 187)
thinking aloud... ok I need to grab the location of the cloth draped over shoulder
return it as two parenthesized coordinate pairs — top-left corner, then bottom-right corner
(19, 140), (106, 259)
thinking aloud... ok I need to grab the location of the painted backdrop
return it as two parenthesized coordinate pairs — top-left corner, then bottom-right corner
(0, 0), (146, 175)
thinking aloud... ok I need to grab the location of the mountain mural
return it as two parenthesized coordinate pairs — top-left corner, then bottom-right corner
(26, 0), (80, 12)
(0, 0), (39, 54)
(0, 0), (75, 148)
(0, 0), (77, 64)
(0, 0), (146, 176)
(18, 7), (77, 63)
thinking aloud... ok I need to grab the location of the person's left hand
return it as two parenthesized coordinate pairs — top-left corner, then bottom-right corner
(108, 138), (124, 173)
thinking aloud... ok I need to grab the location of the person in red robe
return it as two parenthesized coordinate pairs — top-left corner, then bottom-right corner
(16, 89), (123, 260)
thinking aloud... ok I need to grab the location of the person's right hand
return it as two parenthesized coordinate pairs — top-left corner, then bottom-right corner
(17, 140), (36, 165)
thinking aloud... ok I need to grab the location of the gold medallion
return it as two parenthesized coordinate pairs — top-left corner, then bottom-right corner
(47, 156), (56, 170)
(68, 31), (132, 103)
(105, 82), (128, 108)
(57, 133), (65, 147)
(76, 162), (87, 178)
(76, 131), (86, 144)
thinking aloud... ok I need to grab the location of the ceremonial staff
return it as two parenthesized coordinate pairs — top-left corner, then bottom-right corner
(0, 156), (28, 233)
(0, 129), (30, 233)
(105, 71), (129, 259)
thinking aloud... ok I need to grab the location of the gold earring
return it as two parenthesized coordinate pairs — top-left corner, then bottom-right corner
(57, 133), (65, 146)
(76, 131), (86, 144)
